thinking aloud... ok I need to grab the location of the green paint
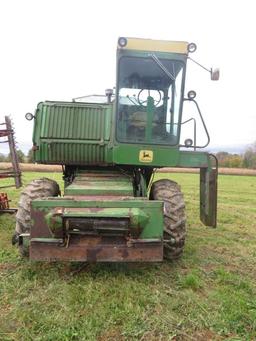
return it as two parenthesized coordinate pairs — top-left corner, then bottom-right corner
(64, 172), (134, 196)
(112, 144), (180, 166)
(32, 200), (163, 239)
(177, 150), (209, 168)
(30, 41), (214, 173)
(45, 212), (62, 234)
(65, 182), (133, 196)
(145, 96), (154, 142)
(32, 198), (163, 209)
(26, 37), (218, 257)
(31, 44), (188, 167)
(62, 208), (131, 218)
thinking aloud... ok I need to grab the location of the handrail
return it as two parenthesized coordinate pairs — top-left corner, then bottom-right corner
(180, 98), (210, 149)
(180, 118), (197, 151)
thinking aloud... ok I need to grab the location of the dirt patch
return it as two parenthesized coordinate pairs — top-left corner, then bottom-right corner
(191, 330), (226, 340)
(0, 263), (17, 271)
(97, 329), (125, 341)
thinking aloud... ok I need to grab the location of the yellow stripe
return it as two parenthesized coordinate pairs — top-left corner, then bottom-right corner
(119, 38), (188, 54)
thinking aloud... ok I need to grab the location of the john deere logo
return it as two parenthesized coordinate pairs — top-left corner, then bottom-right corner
(139, 150), (153, 163)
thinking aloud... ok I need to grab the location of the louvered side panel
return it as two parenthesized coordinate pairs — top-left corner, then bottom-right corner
(40, 103), (106, 140)
(34, 101), (112, 165)
(39, 143), (107, 164)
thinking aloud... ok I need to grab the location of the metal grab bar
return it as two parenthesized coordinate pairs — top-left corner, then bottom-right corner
(180, 118), (197, 151)
(180, 98), (210, 149)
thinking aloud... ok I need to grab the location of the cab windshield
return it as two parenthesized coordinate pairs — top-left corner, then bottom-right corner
(116, 55), (185, 145)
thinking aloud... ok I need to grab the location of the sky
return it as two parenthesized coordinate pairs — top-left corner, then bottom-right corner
(0, 0), (255, 154)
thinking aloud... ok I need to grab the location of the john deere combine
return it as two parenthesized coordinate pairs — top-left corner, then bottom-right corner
(13, 37), (218, 262)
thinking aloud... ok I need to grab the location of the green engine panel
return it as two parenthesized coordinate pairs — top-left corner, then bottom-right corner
(33, 101), (112, 165)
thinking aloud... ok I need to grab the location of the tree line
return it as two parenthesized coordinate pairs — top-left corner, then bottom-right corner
(0, 142), (256, 168)
(216, 142), (256, 168)
(0, 149), (33, 163)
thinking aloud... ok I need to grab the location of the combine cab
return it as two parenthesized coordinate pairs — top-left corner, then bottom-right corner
(13, 37), (218, 262)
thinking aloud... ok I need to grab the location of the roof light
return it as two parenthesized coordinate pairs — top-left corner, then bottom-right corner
(188, 42), (197, 53)
(118, 37), (127, 48)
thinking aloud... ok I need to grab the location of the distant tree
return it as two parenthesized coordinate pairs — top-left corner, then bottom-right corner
(228, 154), (243, 168)
(243, 142), (256, 169)
(216, 151), (229, 161)
(27, 148), (34, 163)
(7, 149), (26, 163)
(17, 150), (26, 163)
(0, 153), (7, 162)
(216, 151), (243, 168)
(216, 152), (229, 167)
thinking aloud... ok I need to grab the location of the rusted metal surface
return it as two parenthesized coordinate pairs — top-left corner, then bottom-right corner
(65, 171), (133, 196)
(31, 205), (154, 240)
(30, 208), (55, 238)
(28, 168), (164, 262)
(63, 195), (144, 201)
(0, 129), (12, 137)
(200, 167), (218, 227)
(0, 208), (17, 213)
(67, 218), (130, 237)
(65, 183), (133, 196)
(77, 173), (124, 178)
(0, 171), (19, 178)
(0, 116), (22, 190)
(0, 193), (9, 209)
(29, 189), (164, 262)
(0, 193), (17, 213)
(30, 235), (163, 262)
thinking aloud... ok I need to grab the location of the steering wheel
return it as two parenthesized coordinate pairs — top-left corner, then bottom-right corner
(137, 89), (162, 107)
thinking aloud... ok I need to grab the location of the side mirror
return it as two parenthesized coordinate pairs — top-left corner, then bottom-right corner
(211, 68), (220, 81)
(189, 56), (220, 81)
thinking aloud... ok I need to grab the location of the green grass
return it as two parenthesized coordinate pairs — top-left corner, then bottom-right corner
(1, 172), (256, 340)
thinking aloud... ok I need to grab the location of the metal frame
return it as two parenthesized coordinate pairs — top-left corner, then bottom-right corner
(180, 98), (210, 149)
(114, 51), (187, 148)
(0, 116), (22, 214)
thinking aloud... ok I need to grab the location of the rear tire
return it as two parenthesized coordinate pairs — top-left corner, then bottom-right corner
(13, 178), (60, 256)
(150, 179), (186, 260)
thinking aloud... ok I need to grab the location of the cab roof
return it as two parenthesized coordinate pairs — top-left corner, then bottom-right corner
(117, 37), (188, 54)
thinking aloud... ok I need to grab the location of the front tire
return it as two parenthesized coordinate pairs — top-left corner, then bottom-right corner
(13, 178), (60, 256)
(150, 179), (186, 260)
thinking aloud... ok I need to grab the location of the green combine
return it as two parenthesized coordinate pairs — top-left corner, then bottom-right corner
(13, 37), (218, 262)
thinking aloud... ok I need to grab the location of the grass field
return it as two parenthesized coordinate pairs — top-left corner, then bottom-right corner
(0, 172), (256, 340)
